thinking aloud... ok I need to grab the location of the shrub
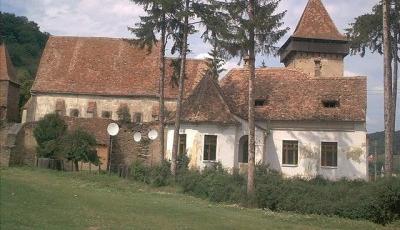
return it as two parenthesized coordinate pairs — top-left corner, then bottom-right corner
(130, 160), (150, 184)
(150, 160), (171, 187)
(59, 129), (99, 171)
(177, 163), (246, 203)
(33, 113), (67, 158)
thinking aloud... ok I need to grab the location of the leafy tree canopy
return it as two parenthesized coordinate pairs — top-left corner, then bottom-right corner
(33, 113), (67, 158)
(0, 12), (49, 107)
(346, 0), (399, 58)
(60, 129), (99, 170)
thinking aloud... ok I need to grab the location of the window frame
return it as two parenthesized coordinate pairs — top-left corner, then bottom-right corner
(282, 140), (299, 166)
(203, 135), (217, 162)
(134, 113), (142, 123)
(321, 142), (338, 168)
(178, 134), (187, 155)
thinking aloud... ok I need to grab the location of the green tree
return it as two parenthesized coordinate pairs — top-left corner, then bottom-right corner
(347, 0), (399, 175)
(60, 129), (99, 171)
(204, 36), (226, 80)
(0, 13), (49, 108)
(33, 113), (67, 158)
(210, 0), (288, 194)
(129, 0), (182, 163)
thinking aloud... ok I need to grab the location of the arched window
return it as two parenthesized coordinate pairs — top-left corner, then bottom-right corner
(238, 135), (248, 163)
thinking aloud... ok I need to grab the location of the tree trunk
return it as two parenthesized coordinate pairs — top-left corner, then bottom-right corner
(392, 0), (399, 152)
(247, 0), (256, 196)
(171, 0), (189, 176)
(74, 160), (79, 172)
(159, 13), (166, 162)
(383, 0), (394, 176)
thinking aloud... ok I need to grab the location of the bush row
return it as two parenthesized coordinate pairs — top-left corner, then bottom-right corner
(129, 160), (400, 225)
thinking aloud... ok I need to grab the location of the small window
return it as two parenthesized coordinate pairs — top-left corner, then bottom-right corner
(282, 140), (298, 165)
(134, 113), (142, 123)
(70, 109), (79, 117)
(314, 59), (322, 77)
(203, 135), (217, 161)
(321, 142), (338, 167)
(178, 134), (187, 155)
(322, 100), (340, 108)
(101, 111), (112, 119)
(255, 99), (266, 107)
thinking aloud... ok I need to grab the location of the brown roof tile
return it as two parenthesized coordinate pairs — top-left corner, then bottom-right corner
(292, 0), (347, 41)
(220, 68), (366, 122)
(32, 36), (207, 99)
(63, 116), (113, 145)
(177, 75), (239, 124)
(0, 44), (19, 84)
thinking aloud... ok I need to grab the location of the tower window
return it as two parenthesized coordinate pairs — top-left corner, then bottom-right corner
(322, 100), (340, 108)
(314, 59), (322, 77)
(101, 111), (112, 119)
(255, 99), (266, 107)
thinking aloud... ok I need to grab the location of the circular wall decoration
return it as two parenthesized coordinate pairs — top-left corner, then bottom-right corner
(148, 129), (158, 140)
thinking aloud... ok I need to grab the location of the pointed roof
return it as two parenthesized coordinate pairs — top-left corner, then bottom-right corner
(179, 75), (239, 124)
(0, 44), (19, 85)
(292, 0), (346, 41)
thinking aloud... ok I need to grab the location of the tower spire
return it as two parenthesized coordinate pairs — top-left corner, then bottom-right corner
(279, 0), (349, 78)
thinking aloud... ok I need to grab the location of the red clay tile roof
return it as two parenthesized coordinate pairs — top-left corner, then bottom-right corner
(0, 44), (19, 84)
(292, 0), (347, 41)
(63, 116), (113, 145)
(178, 75), (239, 124)
(32, 36), (207, 99)
(220, 68), (366, 122)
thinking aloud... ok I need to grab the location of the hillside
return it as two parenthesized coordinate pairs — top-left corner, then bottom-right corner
(368, 131), (400, 155)
(0, 12), (49, 109)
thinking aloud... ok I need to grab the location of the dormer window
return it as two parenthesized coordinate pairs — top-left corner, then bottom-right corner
(255, 99), (266, 107)
(322, 100), (340, 108)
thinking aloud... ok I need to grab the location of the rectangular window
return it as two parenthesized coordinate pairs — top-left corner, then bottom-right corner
(203, 135), (217, 161)
(322, 100), (340, 108)
(321, 142), (338, 167)
(178, 134), (187, 155)
(134, 113), (142, 123)
(282, 140), (298, 165)
(255, 99), (266, 107)
(101, 111), (112, 119)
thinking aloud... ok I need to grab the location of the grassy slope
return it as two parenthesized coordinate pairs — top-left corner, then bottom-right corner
(1, 168), (399, 230)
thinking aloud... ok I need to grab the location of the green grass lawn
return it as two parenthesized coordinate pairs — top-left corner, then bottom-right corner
(1, 167), (399, 230)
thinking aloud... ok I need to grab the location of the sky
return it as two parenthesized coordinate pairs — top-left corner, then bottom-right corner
(1, 0), (399, 133)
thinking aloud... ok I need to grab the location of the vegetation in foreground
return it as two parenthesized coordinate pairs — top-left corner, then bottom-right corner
(1, 167), (399, 230)
(130, 159), (400, 225)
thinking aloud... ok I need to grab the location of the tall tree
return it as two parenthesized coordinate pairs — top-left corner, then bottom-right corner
(210, 0), (287, 194)
(383, 0), (394, 176)
(205, 33), (226, 80)
(171, 0), (191, 176)
(347, 0), (399, 175)
(129, 0), (180, 163)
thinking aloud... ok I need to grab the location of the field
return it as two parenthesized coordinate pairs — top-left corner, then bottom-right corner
(1, 167), (399, 230)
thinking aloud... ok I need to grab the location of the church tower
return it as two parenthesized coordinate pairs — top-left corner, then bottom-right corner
(279, 0), (349, 78)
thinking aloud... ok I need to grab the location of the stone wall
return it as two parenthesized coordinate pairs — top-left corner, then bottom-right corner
(111, 122), (164, 170)
(285, 52), (344, 78)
